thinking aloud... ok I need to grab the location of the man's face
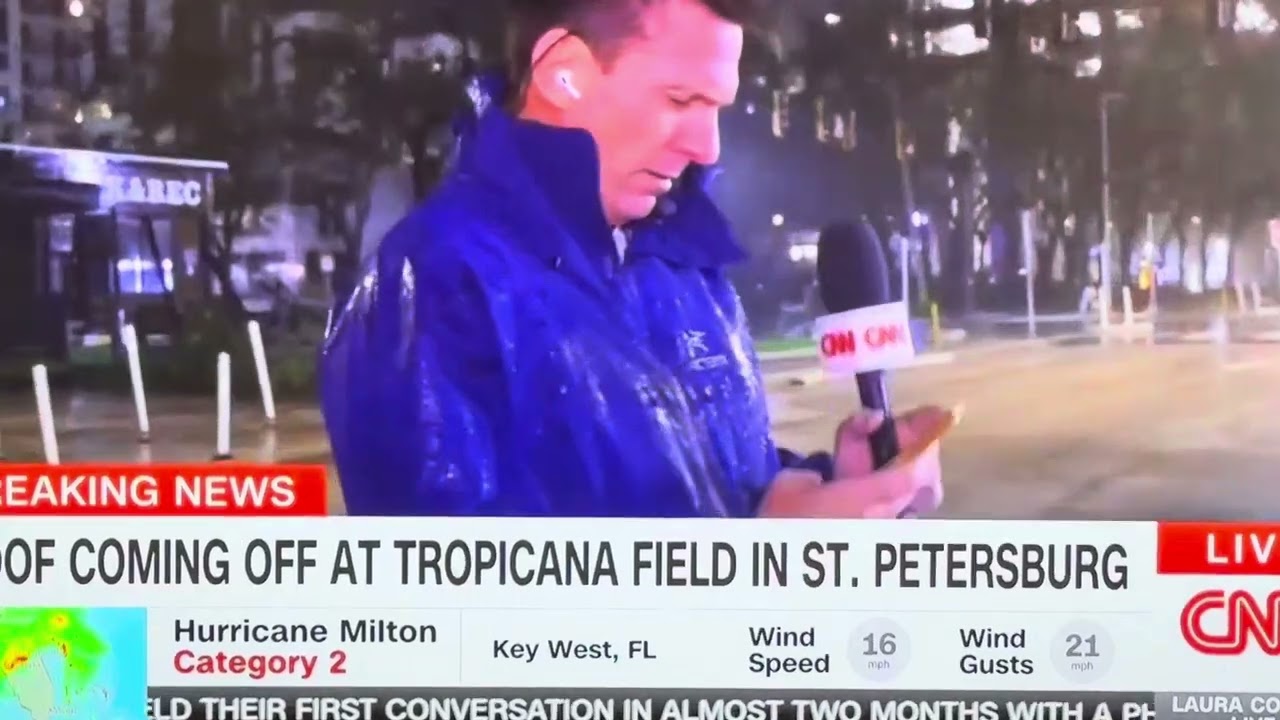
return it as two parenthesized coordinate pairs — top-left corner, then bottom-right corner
(567, 0), (742, 225)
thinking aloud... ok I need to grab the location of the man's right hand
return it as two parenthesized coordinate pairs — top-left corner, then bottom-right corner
(759, 405), (950, 519)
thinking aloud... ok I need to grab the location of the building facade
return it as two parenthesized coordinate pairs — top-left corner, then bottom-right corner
(0, 0), (96, 143)
(0, 143), (226, 357)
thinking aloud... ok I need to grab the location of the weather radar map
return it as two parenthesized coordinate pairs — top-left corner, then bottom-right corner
(0, 608), (146, 720)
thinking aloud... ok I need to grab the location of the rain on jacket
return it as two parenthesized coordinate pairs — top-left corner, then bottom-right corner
(319, 99), (831, 517)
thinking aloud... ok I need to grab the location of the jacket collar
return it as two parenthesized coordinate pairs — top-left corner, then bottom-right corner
(456, 107), (746, 276)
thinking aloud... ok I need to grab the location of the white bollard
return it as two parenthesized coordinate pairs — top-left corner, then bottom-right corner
(1250, 281), (1263, 314)
(1121, 286), (1135, 328)
(31, 364), (59, 464)
(122, 324), (151, 442)
(246, 320), (276, 426)
(214, 352), (232, 460)
(1234, 282), (1247, 314)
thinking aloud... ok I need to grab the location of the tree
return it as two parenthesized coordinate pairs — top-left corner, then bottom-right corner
(273, 4), (486, 302)
(133, 0), (281, 324)
(1110, 10), (1280, 289)
(370, 0), (504, 199)
(278, 18), (394, 276)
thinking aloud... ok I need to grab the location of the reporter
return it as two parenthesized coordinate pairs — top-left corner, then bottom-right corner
(318, 0), (948, 518)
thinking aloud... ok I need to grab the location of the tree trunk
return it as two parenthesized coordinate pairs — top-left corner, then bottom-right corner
(1117, 220), (1135, 287)
(333, 180), (375, 311)
(200, 210), (248, 322)
(407, 128), (430, 200)
(1200, 227), (1212, 291)
(1171, 212), (1191, 291)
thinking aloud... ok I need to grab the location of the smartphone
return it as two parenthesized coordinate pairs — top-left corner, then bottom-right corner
(886, 404), (963, 470)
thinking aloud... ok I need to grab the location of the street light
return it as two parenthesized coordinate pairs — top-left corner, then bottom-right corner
(772, 213), (785, 227)
(68, 0), (84, 17)
(1099, 92), (1123, 331)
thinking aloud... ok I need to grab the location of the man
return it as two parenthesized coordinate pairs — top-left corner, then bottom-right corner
(320, 0), (945, 517)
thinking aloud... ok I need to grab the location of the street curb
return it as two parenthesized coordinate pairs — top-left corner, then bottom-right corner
(755, 332), (1094, 363)
(764, 351), (958, 389)
(757, 333), (1100, 361)
(756, 346), (816, 361)
(760, 331), (1107, 389)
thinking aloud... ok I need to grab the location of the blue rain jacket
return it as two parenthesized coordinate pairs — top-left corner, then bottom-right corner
(320, 98), (830, 517)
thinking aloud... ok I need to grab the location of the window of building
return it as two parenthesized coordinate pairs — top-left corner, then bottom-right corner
(116, 215), (175, 295)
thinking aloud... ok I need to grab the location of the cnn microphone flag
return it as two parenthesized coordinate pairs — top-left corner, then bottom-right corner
(812, 301), (916, 376)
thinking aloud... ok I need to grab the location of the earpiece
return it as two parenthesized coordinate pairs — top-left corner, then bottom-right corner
(557, 70), (581, 100)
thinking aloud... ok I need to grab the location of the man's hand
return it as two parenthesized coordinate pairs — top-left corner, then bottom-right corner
(833, 406), (949, 515)
(759, 405), (952, 519)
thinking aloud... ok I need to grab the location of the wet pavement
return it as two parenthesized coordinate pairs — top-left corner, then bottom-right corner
(1, 320), (1278, 520)
(770, 336), (1280, 520)
(964, 306), (1280, 341)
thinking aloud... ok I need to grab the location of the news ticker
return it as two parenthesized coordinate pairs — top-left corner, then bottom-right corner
(143, 688), (1277, 720)
(2, 518), (1278, 692)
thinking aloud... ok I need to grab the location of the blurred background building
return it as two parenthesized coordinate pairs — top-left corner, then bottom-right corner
(2, 0), (1279, 360)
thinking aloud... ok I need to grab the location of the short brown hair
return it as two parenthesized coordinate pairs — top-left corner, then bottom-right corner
(504, 0), (767, 98)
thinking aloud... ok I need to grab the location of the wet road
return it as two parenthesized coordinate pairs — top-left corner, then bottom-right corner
(1, 331), (1277, 520)
(770, 335), (1280, 520)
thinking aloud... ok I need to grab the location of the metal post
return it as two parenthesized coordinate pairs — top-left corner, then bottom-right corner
(890, 84), (925, 310)
(1020, 208), (1037, 337)
(900, 235), (911, 306)
(1099, 95), (1115, 331)
(32, 364), (59, 464)
(1146, 212), (1158, 314)
(247, 320), (277, 426)
(214, 352), (232, 460)
(122, 323), (150, 443)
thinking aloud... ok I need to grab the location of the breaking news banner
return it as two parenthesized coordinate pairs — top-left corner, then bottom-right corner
(0, 464), (329, 515)
(0, 517), (1278, 699)
(138, 689), (1280, 720)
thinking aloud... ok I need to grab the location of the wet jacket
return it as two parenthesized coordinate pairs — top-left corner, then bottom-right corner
(319, 104), (828, 517)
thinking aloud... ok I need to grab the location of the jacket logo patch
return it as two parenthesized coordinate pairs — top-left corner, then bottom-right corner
(680, 330), (729, 372)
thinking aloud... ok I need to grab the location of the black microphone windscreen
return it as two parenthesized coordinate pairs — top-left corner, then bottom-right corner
(816, 220), (892, 313)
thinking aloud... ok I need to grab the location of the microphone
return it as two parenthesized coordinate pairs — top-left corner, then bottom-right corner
(814, 220), (908, 471)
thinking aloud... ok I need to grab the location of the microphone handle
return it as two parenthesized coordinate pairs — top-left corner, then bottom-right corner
(855, 371), (914, 519)
(855, 372), (900, 470)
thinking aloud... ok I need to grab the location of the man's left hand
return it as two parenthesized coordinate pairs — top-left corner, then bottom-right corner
(832, 405), (950, 514)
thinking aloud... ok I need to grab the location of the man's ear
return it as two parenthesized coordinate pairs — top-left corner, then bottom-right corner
(527, 28), (599, 110)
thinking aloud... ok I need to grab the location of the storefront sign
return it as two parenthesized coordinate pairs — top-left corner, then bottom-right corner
(103, 174), (204, 207)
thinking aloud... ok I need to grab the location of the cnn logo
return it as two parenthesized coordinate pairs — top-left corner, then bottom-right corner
(820, 331), (856, 357)
(1180, 589), (1280, 655)
(819, 324), (907, 358)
